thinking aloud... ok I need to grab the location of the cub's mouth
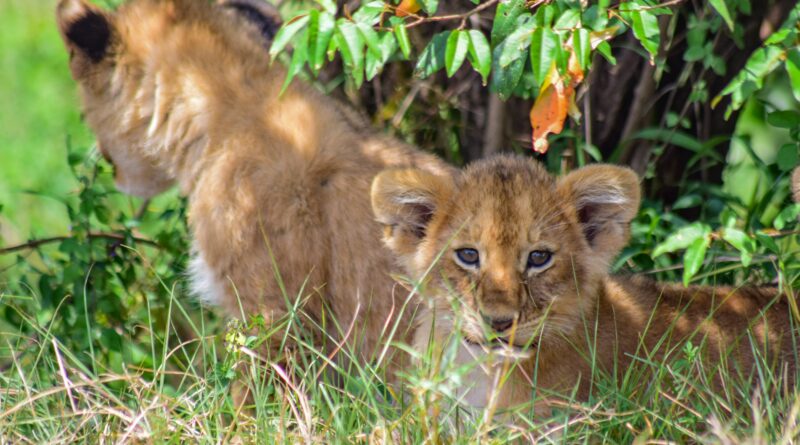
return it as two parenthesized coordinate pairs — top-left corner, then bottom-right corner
(462, 335), (534, 354)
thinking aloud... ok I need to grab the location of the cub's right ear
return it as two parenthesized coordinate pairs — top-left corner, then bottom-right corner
(219, 0), (283, 46)
(56, 0), (113, 72)
(371, 169), (454, 259)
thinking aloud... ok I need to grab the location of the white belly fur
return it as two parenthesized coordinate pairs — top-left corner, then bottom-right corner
(187, 249), (225, 306)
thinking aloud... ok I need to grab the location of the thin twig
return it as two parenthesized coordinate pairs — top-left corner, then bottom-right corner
(402, 0), (500, 29)
(0, 233), (160, 255)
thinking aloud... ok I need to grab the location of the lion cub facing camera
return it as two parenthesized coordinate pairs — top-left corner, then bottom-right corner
(56, 0), (451, 367)
(372, 155), (799, 411)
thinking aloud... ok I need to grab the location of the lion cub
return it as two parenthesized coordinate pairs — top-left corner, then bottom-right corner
(56, 0), (450, 365)
(372, 155), (798, 411)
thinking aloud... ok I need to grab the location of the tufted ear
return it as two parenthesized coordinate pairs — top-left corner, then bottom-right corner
(558, 165), (641, 266)
(218, 0), (282, 46)
(793, 167), (800, 205)
(56, 0), (114, 77)
(371, 169), (454, 258)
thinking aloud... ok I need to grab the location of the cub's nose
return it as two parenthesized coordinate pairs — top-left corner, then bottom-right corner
(482, 314), (514, 333)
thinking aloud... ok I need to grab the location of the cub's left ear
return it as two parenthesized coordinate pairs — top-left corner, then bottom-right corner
(371, 169), (454, 262)
(558, 165), (641, 265)
(56, 0), (113, 66)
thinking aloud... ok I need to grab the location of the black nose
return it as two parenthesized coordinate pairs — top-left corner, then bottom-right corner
(482, 315), (514, 332)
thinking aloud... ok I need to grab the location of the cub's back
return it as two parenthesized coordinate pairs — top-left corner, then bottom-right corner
(601, 275), (796, 376)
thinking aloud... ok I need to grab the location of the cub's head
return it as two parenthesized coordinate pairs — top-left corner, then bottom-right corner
(371, 155), (640, 349)
(56, 0), (279, 197)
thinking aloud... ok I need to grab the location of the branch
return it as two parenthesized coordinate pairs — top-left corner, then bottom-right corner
(0, 233), (161, 255)
(401, 0), (501, 30)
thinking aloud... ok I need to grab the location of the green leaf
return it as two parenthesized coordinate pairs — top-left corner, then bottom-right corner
(353, 1), (385, 25)
(708, 0), (734, 31)
(365, 50), (380, 81)
(365, 32), (397, 80)
(632, 128), (704, 153)
(414, 31), (450, 79)
(491, 36), (526, 100)
(326, 30), (338, 61)
(554, 9), (580, 31)
(467, 30), (491, 85)
(596, 41), (616, 65)
(335, 21), (365, 86)
(652, 222), (711, 257)
(498, 15), (535, 68)
(394, 23), (411, 59)
(774, 204), (800, 230)
(269, 15), (310, 59)
(308, 11), (335, 73)
(582, 5), (608, 30)
(530, 26), (558, 90)
(755, 230), (780, 254)
(315, 0), (337, 15)
(419, 0), (439, 15)
(281, 27), (309, 94)
(621, 3), (660, 63)
(357, 23), (382, 58)
(777, 143), (799, 172)
(672, 194), (702, 210)
(767, 110), (800, 129)
(445, 30), (470, 77)
(714, 46), (785, 116)
(573, 28), (591, 70)
(534, 3), (556, 27)
(682, 235), (709, 286)
(721, 227), (755, 267)
(491, 0), (527, 45)
(786, 49), (800, 102)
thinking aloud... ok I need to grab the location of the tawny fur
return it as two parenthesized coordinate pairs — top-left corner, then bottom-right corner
(793, 166), (800, 205)
(56, 0), (451, 365)
(372, 155), (799, 411)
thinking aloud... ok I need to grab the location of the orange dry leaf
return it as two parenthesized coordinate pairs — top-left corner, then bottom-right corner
(530, 80), (569, 154)
(530, 53), (584, 154)
(396, 0), (421, 17)
(529, 27), (617, 154)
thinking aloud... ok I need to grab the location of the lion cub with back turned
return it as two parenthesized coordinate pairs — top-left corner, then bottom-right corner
(56, 0), (451, 366)
(372, 155), (799, 411)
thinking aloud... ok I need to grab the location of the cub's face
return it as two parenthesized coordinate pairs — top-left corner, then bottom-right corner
(372, 156), (640, 350)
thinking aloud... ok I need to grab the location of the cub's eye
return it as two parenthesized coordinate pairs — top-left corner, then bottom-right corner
(527, 250), (552, 269)
(455, 248), (480, 267)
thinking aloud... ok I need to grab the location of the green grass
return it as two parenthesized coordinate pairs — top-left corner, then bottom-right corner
(0, 0), (93, 241)
(2, 265), (800, 443)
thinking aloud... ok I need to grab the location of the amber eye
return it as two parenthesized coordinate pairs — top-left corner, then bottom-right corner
(455, 248), (480, 267)
(527, 250), (552, 269)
